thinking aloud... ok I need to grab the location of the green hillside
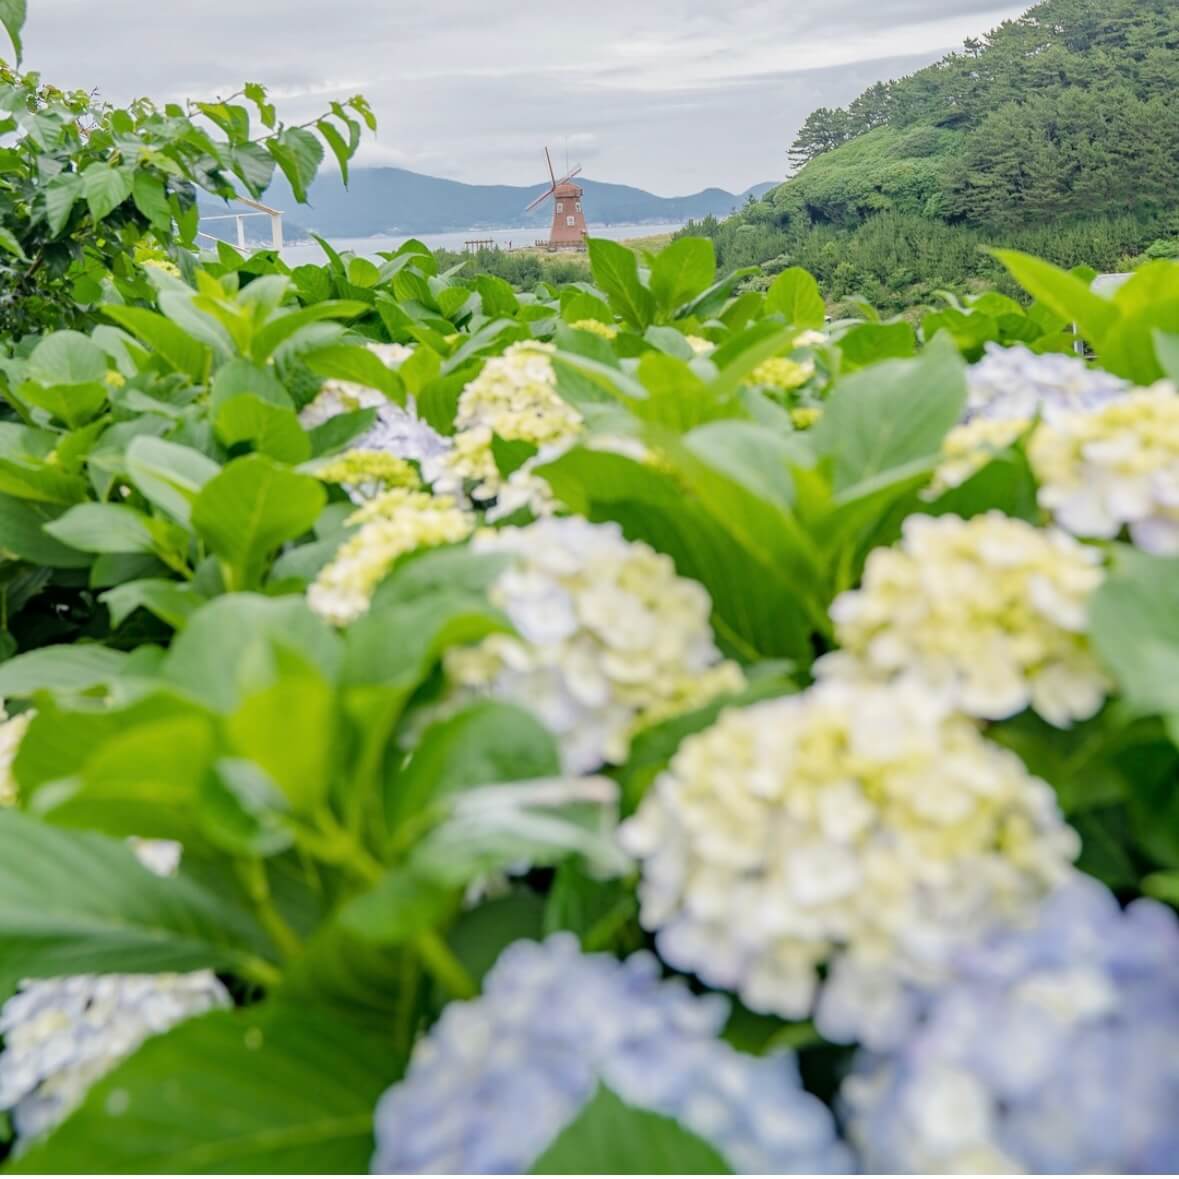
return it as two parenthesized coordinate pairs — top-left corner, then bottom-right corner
(688, 0), (1179, 312)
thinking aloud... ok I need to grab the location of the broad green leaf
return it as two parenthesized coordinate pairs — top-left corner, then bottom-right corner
(389, 699), (561, 830)
(648, 237), (716, 318)
(125, 435), (220, 528)
(209, 357), (292, 411)
(17, 378), (107, 429)
(266, 126), (325, 204)
(810, 334), (966, 490)
(15, 1003), (394, 1173)
(764, 267), (825, 328)
(191, 456), (325, 590)
(586, 237), (655, 331)
(1155, 331), (1179, 384)
(100, 579), (205, 630)
(164, 594), (340, 712)
(249, 301), (369, 362)
(0, 811), (270, 985)
(304, 342), (404, 402)
(44, 502), (178, 557)
(131, 170), (171, 232)
(82, 163), (132, 222)
(43, 173), (81, 235)
(992, 249), (1117, 351)
(0, 224), (27, 261)
(215, 393), (310, 463)
(531, 1085), (733, 1174)
(0, 0), (25, 61)
(316, 117), (352, 185)
(837, 321), (917, 368)
(0, 645), (127, 697)
(101, 305), (211, 381)
(26, 331), (107, 386)
(0, 458), (87, 505)
(0, 494), (92, 567)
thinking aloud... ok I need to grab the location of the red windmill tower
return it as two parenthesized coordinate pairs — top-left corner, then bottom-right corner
(526, 147), (587, 251)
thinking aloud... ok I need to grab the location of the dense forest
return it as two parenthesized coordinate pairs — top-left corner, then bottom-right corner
(686, 0), (1179, 312)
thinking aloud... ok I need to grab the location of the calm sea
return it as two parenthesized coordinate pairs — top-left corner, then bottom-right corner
(279, 222), (685, 265)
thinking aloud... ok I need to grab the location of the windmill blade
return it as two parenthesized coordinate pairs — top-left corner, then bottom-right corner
(553, 164), (582, 187)
(544, 146), (557, 187)
(525, 185), (556, 213)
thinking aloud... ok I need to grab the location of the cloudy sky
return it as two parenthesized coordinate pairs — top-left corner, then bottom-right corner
(26, 1), (1023, 194)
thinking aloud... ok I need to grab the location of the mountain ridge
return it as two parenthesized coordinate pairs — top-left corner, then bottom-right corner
(230, 168), (775, 238)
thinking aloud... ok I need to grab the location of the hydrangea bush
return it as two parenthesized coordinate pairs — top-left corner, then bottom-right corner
(0, 10), (1176, 1169)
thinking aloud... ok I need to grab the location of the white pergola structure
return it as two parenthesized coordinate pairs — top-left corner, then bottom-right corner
(198, 195), (284, 253)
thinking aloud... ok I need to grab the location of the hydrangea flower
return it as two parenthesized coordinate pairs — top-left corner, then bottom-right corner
(821, 513), (1110, 727)
(842, 875), (1179, 1173)
(1029, 383), (1179, 553)
(619, 676), (1078, 1047)
(927, 417), (1030, 497)
(436, 342), (582, 507)
(0, 838), (227, 1145)
(966, 343), (1128, 423)
(570, 318), (618, 340)
(311, 451), (421, 505)
(371, 934), (851, 1174)
(749, 356), (815, 391)
(684, 335), (715, 355)
(0, 972), (229, 1142)
(298, 341), (450, 474)
(442, 518), (743, 773)
(308, 487), (474, 625)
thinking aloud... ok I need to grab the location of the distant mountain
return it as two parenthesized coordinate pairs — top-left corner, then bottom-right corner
(223, 168), (775, 239)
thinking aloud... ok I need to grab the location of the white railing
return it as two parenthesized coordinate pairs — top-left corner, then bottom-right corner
(198, 196), (284, 253)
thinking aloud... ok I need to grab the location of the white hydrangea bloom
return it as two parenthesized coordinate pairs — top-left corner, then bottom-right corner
(0, 838), (226, 1144)
(0, 708), (33, 806)
(966, 343), (1128, 423)
(684, 335), (715, 356)
(620, 677), (1079, 1048)
(842, 875), (1179, 1173)
(435, 341), (582, 508)
(371, 934), (852, 1174)
(822, 513), (1110, 727)
(1029, 383), (1179, 553)
(443, 518), (743, 773)
(0, 971), (229, 1142)
(297, 341), (450, 473)
(308, 487), (474, 625)
(926, 417), (1030, 498)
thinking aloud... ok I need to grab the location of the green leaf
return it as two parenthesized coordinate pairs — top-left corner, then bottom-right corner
(1154, 330), (1179, 384)
(648, 238), (716, 318)
(250, 301), (369, 362)
(0, 811), (270, 985)
(531, 1085), (733, 1174)
(27, 331), (107, 385)
(44, 502), (179, 557)
(43, 173), (81, 235)
(389, 700), (560, 830)
(227, 663), (336, 813)
(303, 342), (404, 403)
(765, 267), (825, 328)
(15, 1003), (394, 1173)
(101, 305), (211, 382)
(0, 223), (27, 261)
(586, 237), (655, 331)
(131, 170), (171, 233)
(266, 126), (325, 204)
(1089, 549), (1179, 717)
(810, 333), (966, 490)
(191, 455), (326, 590)
(0, 494), (92, 567)
(0, 645), (127, 698)
(837, 321), (917, 368)
(316, 118), (352, 185)
(125, 435), (220, 528)
(82, 164), (132, 222)
(164, 594), (340, 712)
(0, 0), (25, 61)
(17, 379), (107, 429)
(100, 579), (204, 630)
(215, 393), (310, 463)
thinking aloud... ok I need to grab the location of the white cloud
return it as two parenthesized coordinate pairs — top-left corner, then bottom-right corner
(23, 0), (1021, 192)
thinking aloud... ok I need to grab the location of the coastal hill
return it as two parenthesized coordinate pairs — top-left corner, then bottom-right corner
(241, 168), (775, 238)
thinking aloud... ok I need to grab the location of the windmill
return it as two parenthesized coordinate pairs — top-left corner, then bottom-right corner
(526, 147), (587, 251)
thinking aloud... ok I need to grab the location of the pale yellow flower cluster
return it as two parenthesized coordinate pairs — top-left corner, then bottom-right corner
(750, 356), (816, 391)
(822, 513), (1109, 727)
(570, 319), (618, 340)
(927, 417), (1030, 498)
(619, 676), (1078, 1046)
(790, 407), (822, 430)
(684, 335), (715, 356)
(438, 342), (582, 508)
(1029, 383), (1179, 554)
(443, 518), (743, 773)
(308, 488), (474, 625)
(311, 451), (420, 504)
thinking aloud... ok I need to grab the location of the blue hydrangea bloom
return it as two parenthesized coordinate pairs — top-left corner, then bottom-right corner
(966, 342), (1128, 423)
(842, 875), (1179, 1173)
(371, 934), (851, 1174)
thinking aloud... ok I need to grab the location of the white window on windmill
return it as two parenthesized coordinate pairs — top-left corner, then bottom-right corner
(566, 215), (575, 226)
(556, 201), (564, 212)
(575, 201), (582, 212)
